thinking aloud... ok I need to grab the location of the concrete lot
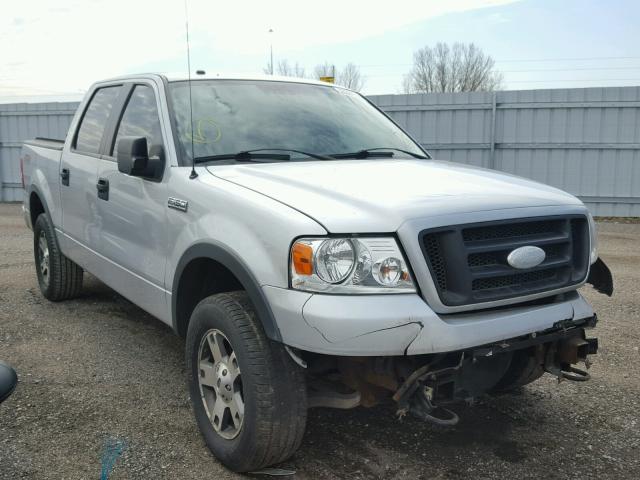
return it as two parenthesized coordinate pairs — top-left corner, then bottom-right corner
(0, 202), (638, 479)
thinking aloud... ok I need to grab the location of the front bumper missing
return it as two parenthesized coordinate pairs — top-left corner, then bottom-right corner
(470, 314), (597, 358)
(393, 319), (598, 425)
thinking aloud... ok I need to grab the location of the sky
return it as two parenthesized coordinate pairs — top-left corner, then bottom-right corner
(1, 0), (640, 100)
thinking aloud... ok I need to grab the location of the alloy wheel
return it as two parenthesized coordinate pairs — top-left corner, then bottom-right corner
(197, 329), (244, 439)
(38, 230), (50, 288)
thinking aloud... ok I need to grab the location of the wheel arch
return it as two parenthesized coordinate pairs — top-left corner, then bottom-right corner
(26, 184), (55, 229)
(172, 243), (282, 342)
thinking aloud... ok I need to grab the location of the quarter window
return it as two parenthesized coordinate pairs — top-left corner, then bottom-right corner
(75, 86), (121, 154)
(112, 85), (163, 156)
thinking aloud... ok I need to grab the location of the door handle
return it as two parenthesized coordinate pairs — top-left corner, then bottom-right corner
(96, 178), (109, 201)
(60, 168), (70, 186)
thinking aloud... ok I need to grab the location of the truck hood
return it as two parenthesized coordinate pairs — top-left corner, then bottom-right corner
(207, 159), (583, 233)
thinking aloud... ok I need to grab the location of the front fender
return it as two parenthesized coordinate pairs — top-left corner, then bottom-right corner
(164, 168), (326, 341)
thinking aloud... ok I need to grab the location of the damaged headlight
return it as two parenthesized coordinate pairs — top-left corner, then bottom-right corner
(290, 237), (416, 294)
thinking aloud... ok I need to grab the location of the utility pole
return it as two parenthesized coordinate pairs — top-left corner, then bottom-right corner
(268, 28), (274, 75)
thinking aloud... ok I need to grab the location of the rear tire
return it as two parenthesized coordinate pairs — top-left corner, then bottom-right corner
(33, 214), (83, 301)
(186, 291), (307, 472)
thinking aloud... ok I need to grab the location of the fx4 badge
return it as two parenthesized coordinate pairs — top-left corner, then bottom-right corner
(168, 197), (188, 212)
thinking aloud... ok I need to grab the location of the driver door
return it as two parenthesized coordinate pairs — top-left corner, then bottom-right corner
(94, 82), (170, 320)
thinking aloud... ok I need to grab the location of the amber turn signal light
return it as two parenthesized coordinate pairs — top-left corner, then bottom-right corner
(292, 242), (313, 275)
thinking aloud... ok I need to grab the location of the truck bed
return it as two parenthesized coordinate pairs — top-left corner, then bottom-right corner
(23, 137), (65, 151)
(21, 137), (65, 230)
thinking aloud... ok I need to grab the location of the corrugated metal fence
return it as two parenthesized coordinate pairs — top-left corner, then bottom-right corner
(370, 87), (640, 217)
(1, 87), (639, 215)
(0, 102), (79, 201)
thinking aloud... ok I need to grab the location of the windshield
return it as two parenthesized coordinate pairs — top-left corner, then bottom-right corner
(167, 80), (426, 163)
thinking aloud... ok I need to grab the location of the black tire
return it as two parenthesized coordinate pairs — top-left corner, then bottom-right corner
(33, 214), (83, 301)
(186, 292), (307, 472)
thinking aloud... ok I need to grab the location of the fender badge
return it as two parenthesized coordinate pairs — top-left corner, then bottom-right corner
(168, 197), (188, 212)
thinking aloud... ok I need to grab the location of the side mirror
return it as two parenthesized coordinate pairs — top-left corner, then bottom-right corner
(116, 136), (165, 180)
(0, 361), (17, 404)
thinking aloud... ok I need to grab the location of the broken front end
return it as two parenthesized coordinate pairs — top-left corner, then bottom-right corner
(300, 313), (602, 426)
(280, 220), (613, 425)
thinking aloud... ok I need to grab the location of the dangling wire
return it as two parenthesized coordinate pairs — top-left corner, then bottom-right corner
(184, 0), (197, 179)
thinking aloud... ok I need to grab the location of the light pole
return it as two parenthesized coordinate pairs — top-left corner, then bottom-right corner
(268, 28), (274, 75)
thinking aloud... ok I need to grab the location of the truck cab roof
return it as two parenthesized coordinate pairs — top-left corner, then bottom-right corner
(95, 72), (341, 89)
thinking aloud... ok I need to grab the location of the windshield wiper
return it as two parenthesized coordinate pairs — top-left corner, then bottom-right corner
(327, 147), (428, 160)
(194, 148), (331, 164)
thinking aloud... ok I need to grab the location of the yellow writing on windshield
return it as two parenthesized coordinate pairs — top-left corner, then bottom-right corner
(185, 118), (221, 144)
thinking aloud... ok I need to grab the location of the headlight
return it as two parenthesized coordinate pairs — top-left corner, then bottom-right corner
(290, 237), (415, 294)
(587, 212), (598, 264)
(315, 239), (355, 283)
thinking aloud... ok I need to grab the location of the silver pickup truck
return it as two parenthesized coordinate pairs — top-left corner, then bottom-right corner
(20, 74), (613, 472)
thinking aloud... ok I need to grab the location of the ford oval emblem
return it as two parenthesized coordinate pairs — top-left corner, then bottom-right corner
(507, 246), (546, 270)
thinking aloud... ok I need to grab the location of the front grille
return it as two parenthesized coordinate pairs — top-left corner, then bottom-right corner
(423, 233), (448, 291)
(462, 221), (558, 242)
(419, 215), (590, 306)
(471, 269), (556, 291)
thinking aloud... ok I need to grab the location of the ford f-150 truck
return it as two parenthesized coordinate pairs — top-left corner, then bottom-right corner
(21, 74), (613, 472)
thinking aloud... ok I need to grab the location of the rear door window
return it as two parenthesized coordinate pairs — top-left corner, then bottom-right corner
(75, 86), (121, 155)
(112, 85), (163, 156)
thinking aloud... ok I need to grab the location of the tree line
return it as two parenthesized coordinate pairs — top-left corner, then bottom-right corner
(264, 60), (365, 91)
(268, 42), (502, 93)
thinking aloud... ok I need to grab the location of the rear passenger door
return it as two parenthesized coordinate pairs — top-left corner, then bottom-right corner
(60, 85), (122, 257)
(93, 82), (169, 320)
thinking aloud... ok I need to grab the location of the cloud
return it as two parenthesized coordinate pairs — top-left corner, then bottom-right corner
(190, 0), (519, 54)
(485, 12), (511, 24)
(0, 0), (186, 94)
(0, 0), (519, 95)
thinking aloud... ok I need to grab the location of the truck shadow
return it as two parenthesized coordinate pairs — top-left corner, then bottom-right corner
(72, 274), (173, 331)
(295, 398), (533, 478)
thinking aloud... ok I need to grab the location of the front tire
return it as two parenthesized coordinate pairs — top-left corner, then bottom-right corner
(33, 214), (83, 301)
(186, 292), (307, 472)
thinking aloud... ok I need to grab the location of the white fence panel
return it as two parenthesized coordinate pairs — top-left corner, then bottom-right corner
(0, 102), (78, 201)
(370, 87), (640, 217)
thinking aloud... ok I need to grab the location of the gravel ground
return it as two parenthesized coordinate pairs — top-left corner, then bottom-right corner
(0, 203), (638, 479)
